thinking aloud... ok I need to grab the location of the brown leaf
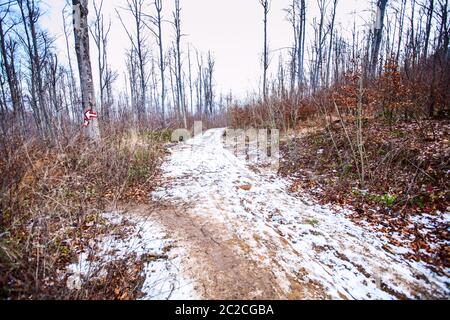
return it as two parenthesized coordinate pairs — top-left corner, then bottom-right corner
(238, 184), (252, 191)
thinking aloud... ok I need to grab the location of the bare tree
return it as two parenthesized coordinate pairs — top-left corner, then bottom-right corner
(73, 0), (100, 140)
(204, 51), (215, 116)
(395, 0), (407, 62)
(17, 0), (53, 138)
(173, 0), (187, 128)
(312, 0), (327, 92)
(168, 47), (178, 119)
(277, 54), (286, 99)
(423, 0), (434, 59)
(116, 0), (149, 124)
(0, 3), (22, 123)
(187, 44), (194, 115)
(259, 0), (271, 102)
(325, 0), (338, 87)
(125, 45), (139, 120)
(195, 49), (203, 116)
(45, 53), (66, 137)
(90, 0), (113, 121)
(407, 0), (418, 69)
(286, 0), (306, 94)
(436, 0), (449, 55)
(286, 0), (297, 95)
(297, 0), (306, 89)
(370, 0), (388, 77)
(62, 3), (78, 121)
(148, 0), (166, 124)
(428, 0), (449, 117)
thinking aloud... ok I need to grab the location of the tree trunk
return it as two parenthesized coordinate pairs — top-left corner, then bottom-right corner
(174, 0), (187, 128)
(423, 0), (434, 59)
(0, 18), (21, 120)
(297, 0), (306, 89)
(154, 0), (165, 125)
(73, 0), (100, 141)
(260, 0), (270, 102)
(63, 4), (79, 121)
(326, 0), (338, 88)
(370, 0), (388, 77)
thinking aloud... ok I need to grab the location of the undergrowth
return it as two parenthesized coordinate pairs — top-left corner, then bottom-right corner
(0, 128), (171, 299)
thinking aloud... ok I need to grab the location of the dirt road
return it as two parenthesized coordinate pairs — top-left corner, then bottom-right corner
(144, 128), (449, 299)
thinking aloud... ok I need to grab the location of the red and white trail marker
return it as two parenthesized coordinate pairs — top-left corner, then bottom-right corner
(82, 119), (89, 127)
(81, 109), (98, 127)
(84, 109), (97, 120)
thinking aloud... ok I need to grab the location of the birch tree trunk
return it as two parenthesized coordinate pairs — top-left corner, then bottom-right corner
(73, 0), (100, 141)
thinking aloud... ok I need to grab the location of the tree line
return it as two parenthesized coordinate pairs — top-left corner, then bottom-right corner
(0, 0), (226, 143)
(255, 0), (449, 128)
(0, 0), (448, 144)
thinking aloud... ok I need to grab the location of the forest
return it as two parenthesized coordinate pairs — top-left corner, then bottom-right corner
(0, 0), (449, 300)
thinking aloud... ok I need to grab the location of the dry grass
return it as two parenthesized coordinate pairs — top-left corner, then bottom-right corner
(279, 118), (449, 270)
(0, 128), (170, 299)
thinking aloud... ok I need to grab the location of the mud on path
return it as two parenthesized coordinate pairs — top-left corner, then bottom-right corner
(146, 128), (449, 300)
(149, 204), (296, 299)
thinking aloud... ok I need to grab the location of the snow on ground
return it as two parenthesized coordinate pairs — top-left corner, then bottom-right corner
(66, 212), (198, 300)
(152, 128), (449, 299)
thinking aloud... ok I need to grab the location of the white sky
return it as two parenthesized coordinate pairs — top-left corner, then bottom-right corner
(39, 0), (372, 100)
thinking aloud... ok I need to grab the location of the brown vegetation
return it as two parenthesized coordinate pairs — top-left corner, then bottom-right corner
(0, 126), (170, 298)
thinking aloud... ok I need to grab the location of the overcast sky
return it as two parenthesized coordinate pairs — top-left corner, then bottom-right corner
(40, 0), (372, 101)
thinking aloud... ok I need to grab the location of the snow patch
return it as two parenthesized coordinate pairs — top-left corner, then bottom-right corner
(66, 212), (198, 300)
(152, 128), (450, 299)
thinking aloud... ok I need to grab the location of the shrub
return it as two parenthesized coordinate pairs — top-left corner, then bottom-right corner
(0, 128), (166, 299)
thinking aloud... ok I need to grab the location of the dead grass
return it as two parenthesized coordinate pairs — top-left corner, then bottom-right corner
(0, 128), (170, 299)
(279, 118), (449, 271)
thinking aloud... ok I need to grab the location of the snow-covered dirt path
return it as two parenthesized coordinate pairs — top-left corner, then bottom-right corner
(149, 128), (448, 299)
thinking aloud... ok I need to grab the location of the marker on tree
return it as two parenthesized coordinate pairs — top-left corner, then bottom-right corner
(73, 0), (100, 141)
